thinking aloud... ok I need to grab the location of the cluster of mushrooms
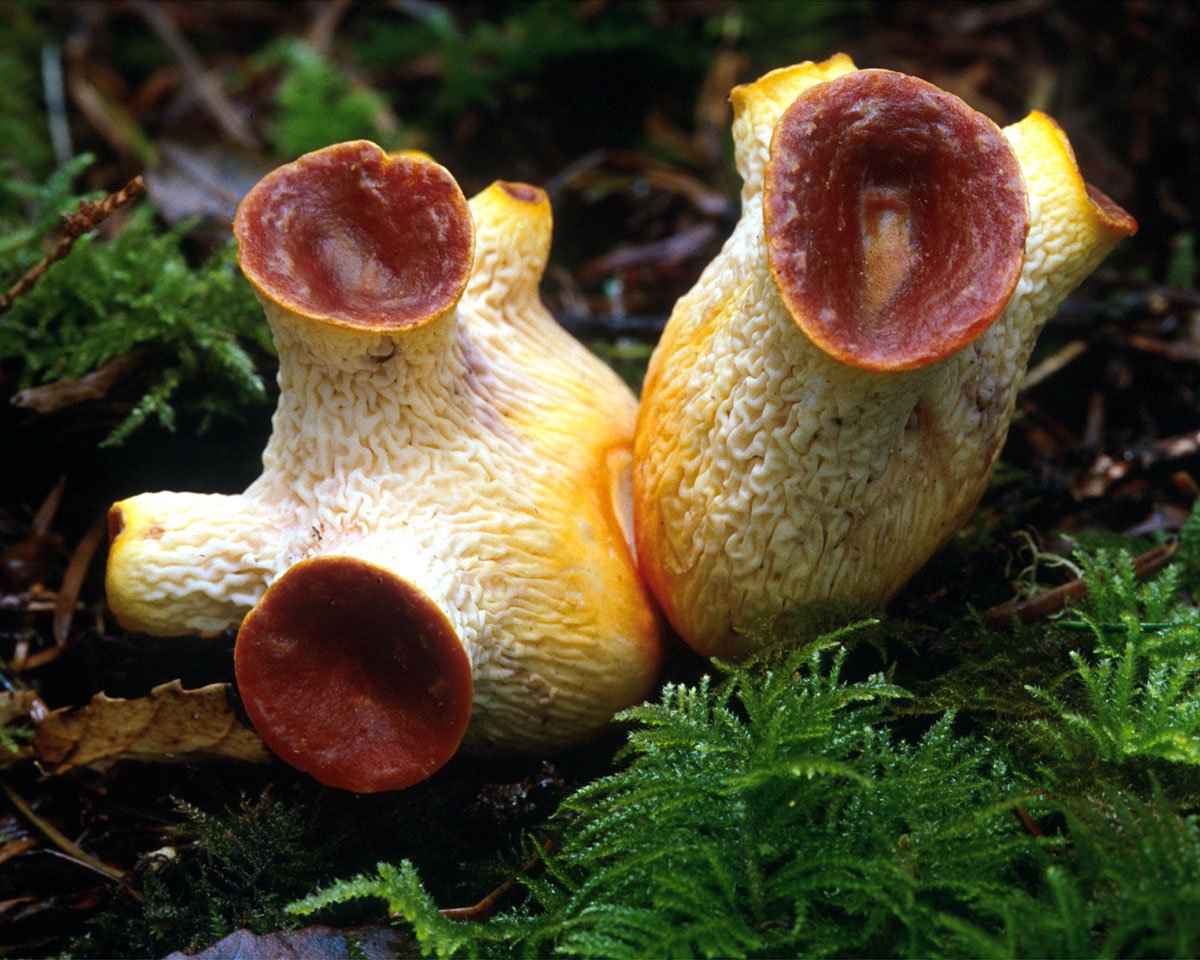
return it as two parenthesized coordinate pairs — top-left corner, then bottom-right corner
(106, 55), (1136, 792)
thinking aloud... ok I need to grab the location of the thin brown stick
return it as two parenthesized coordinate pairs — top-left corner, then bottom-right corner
(16, 636), (78, 673)
(52, 513), (107, 648)
(12, 350), (147, 414)
(306, 0), (354, 56)
(1018, 339), (1088, 393)
(30, 477), (66, 537)
(1012, 803), (1044, 838)
(438, 839), (554, 922)
(0, 175), (145, 314)
(132, 0), (258, 150)
(1, 782), (130, 886)
(984, 540), (1179, 628)
(0, 837), (38, 866)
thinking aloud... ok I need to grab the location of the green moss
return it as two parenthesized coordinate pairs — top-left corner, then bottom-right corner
(0, 158), (273, 445)
(291, 627), (1043, 958)
(942, 782), (1200, 958)
(288, 503), (1200, 959)
(254, 39), (402, 159)
(77, 794), (327, 958)
(0, 4), (54, 185)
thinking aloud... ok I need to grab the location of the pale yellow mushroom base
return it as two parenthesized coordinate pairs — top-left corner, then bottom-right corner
(634, 55), (1135, 660)
(108, 180), (662, 757)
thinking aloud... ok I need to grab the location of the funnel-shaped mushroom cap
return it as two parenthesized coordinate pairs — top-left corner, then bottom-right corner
(235, 556), (472, 792)
(634, 55), (1136, 658)
(764, 70), (1028, 371)
(234, 140), (473, 331)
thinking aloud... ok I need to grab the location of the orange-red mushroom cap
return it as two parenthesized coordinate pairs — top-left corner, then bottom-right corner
(234, 556), (473, 793)
(234, 140), (474, 332)
(764, 69), (1029, 371)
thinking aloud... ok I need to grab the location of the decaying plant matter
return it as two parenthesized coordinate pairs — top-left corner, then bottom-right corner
(105, 142), (661, 792)
(634, 54), (1138, 659)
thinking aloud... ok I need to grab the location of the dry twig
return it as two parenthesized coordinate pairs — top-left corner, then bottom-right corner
(0, 176), (146, 314)
(132, 0), (259, 151)
(1012, 803), (1044, 838)
(53, 514), (108, 648)
(11, 351), (147, 414)
(438, 839), (554, 922)
(1, 782), (134, 890)
(984, 540), (1179, 628)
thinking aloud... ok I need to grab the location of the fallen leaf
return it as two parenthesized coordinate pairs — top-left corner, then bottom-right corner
(33, 681), (270, 774)
(0, 690), (38, 727)
(164, 924), (411, 960)
(146, 141), (271, 226)
(10, 350), (148, 415)
(579, 223), (717, 281)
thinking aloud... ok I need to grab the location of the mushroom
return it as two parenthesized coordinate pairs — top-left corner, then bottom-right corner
(634, 55), (1137, 659)
(106, 141), (662, 792)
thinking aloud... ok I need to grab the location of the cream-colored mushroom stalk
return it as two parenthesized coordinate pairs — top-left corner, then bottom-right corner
(634, 55), (1137, 659)
(107, 142), (662, 791)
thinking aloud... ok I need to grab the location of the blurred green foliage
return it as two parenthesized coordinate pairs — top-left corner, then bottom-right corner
(350, 0), (710, 121)
(0, 51), (53, 190)
(1165, 232), (1196, 289)
(715, 0), (871, 71)
(254, 38), (403, 159)
(0, 3), (54, 185)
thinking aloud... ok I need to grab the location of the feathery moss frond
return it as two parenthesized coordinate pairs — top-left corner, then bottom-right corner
(293, 626), (1040, 958)
(1025, 548), (1200, 772)
(941, 781), (1200, 958)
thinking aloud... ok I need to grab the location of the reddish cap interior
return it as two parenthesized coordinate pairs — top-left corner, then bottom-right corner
(235, 556), (473, 792)
(234, 141), (473, 330)
(764, 70), (1029, 371)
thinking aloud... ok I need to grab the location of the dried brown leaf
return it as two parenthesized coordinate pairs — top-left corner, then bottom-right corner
(146, 141), (271, 227)
(164, 924), (411, 960)
(0, 690), (38, 727)
(10, 351), (147, 415)
(33, 681), (270, 774)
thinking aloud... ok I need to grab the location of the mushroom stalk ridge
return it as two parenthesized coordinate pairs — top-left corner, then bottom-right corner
(634, 55), (1138, 660)
(106, 142), (662, 792)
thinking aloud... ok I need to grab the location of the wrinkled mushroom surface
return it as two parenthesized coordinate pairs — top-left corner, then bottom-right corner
(634, 55), (1136, 660)
(107, 142), (662, 792)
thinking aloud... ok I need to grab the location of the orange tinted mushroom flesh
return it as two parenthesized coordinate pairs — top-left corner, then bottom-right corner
(765, 70), (1029, 371)
(634, 55), (1137, 659)
(106, 142), (662, 791)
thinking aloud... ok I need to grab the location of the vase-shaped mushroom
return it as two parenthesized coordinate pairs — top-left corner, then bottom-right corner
(634, 54), (1137, 659)
(106, 142), (662, 791)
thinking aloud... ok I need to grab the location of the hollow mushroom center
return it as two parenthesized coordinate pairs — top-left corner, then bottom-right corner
(764, 69), (1029, 371)
(234, 141), (473, 330)
(860, 185), (918, 314)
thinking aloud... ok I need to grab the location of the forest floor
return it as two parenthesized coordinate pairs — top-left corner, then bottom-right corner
(1, 2), (1199, 957)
